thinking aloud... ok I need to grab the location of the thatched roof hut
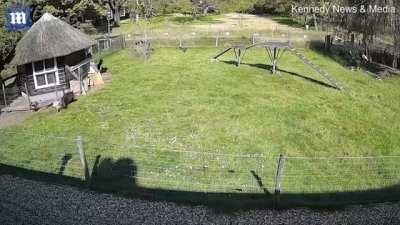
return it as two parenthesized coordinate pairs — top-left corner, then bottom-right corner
(10, 13), (96, 103)
(11, 13), (95, 66)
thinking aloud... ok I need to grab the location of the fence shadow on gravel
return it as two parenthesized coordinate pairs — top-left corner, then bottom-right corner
(2, 156), (400, 212)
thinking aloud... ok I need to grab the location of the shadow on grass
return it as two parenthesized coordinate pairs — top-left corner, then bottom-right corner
(58, 154), (72, 175)
(309, 40), (399, 77)
(309, 41), (359, 69)
(220, 60), (338, 90)
(1, 156), (400, 211)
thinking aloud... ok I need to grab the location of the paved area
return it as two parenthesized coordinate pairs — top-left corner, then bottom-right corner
(1, 174), (400, 225)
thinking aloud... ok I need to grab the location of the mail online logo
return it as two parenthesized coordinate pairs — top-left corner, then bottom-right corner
(6, 6), (32, 31)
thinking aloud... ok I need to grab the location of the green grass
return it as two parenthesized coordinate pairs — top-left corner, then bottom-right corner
(1, 47), (400, 196)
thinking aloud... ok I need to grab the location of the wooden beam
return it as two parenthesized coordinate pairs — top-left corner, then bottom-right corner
(213, 47), (232, 60)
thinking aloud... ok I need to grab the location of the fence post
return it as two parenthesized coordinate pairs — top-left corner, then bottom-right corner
(274, 154), (286, 208)
(1, 81), (7, 107)
(122, 34), (126, 49)
(252, 33), (258, 45)
(76, 136), (91, 186)
(24, 82), (31, 109)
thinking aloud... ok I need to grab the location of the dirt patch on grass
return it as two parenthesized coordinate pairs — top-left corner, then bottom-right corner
(192, 13), (300, 32)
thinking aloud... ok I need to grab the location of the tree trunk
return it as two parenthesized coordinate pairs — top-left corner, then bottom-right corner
(325, 35), (332, 52)
(313, 13), (318, 31)
(394, 32), (399, 68)
(350, 33), (355, 45)
(394, 1), (400, 68)
(114, 6), (120, 27)
(362, 34), (370, 60)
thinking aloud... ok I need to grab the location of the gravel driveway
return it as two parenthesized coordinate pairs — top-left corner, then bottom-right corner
(1, 174), (399, 225)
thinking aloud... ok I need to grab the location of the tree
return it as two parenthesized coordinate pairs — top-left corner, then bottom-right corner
(129, 0), (156, 20)
(0, 1), (23, 79)
(106, 0), (128, 26)
(32, 0), (108, 26)
(390, 0), (400, 68)
(329, 0), (386, 58)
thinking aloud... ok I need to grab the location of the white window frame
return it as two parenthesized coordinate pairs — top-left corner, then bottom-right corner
(32, 58), (60, 89)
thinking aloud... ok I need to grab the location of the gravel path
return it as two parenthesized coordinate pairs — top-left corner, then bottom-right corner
(1, 174), (399, 225)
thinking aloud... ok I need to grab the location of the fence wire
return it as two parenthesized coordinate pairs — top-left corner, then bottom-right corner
(0, 131), (84, 180)
(96, 143), (271, 194)
(93, 28), (325, 55)
(280, 156), (400, 194)
(1, 131), (400, 202)
(0, 77), (20, 108)
(123, 25), (325, 47)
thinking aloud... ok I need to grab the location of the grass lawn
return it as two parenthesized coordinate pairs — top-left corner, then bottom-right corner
(1, 47), (400, 196)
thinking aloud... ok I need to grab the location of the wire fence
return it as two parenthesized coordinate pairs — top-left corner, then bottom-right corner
(280, 155), (400, 194)
(91, 28), (325, 56)
(0, 131), (85, 180)
(124, 31), (317, 49)
(0, 76), (20, 109)
(92, 35), (126, 55)
(104, 147), (270, 193)
(0, 131), (399, 205)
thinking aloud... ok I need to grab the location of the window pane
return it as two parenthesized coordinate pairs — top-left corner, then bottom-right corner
(45, 58), (55, 69)
(36, 74), (46, 86)
(46, 72), (56, 84)
(34, 61), (44, 72)
(56, 57), (64, 67)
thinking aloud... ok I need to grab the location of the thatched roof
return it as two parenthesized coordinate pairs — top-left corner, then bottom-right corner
(11, 13), (96, 66)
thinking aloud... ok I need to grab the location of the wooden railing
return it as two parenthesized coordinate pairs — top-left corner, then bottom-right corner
(69, 58), (91, 80)
(65, 58), (92, 95)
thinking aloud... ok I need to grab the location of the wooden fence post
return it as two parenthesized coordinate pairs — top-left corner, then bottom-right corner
(274, 154), (286, 208)
(24, 82), (31, 109)
(76, 136), (91, 186)
(2, 81), (7, 107)
(79, 70), (82, 95)
(325, 35), (332, 52)
(122, 34), (126, 49)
